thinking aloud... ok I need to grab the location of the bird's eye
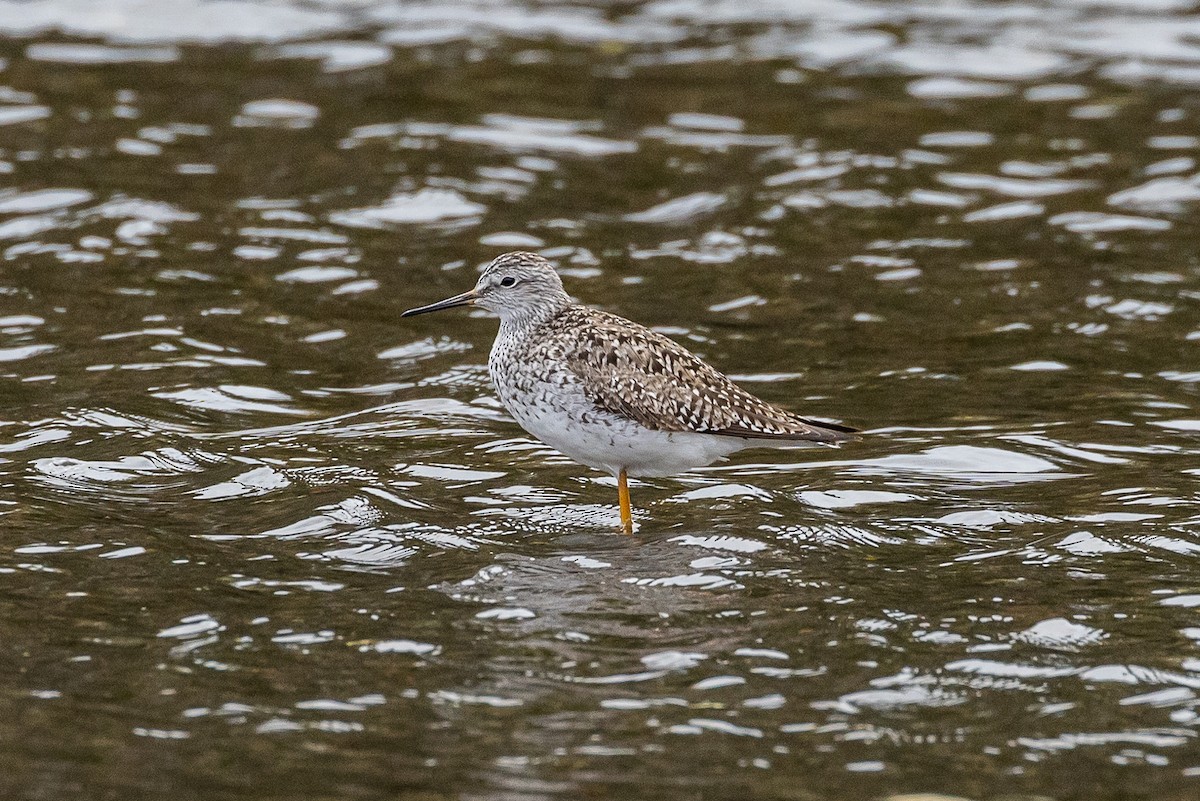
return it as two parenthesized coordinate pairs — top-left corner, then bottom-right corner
(499, 276), (517, 287)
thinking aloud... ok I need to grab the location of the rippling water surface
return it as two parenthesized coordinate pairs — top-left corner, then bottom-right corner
(1, 2), (1199, 799)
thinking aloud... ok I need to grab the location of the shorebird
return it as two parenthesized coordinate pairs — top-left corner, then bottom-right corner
(402, 251), (857, 535)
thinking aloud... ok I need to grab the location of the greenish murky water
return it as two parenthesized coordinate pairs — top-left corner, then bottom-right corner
(0, 2), (1198, 800)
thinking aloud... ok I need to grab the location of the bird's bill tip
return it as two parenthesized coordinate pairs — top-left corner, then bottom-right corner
(401, 290), (478, 317)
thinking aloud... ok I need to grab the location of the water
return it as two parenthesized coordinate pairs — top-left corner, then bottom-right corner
(1, 2), (1198, 799)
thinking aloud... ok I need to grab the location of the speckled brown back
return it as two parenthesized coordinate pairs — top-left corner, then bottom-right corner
(528, 305), (856, 443)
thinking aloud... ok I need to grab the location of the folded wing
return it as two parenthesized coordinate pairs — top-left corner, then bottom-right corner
(560, 308), (856, 444)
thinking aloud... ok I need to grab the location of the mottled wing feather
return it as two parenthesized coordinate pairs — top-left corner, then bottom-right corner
(552, 307), (856, 443)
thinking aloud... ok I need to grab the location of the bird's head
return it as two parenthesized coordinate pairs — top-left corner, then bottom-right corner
(401, 251), (571, 324)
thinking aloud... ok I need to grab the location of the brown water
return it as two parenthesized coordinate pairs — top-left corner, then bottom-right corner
(1, 2), (1199, 800)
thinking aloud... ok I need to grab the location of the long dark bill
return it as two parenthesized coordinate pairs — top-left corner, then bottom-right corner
(400, 290), (477, 317)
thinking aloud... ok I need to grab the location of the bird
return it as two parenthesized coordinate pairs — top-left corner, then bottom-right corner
(401, 251), (857, 535)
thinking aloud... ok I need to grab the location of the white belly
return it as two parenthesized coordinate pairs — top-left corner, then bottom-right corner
(493, 368), (746, 478)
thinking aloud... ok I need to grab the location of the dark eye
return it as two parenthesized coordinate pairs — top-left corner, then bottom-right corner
(499, 276), (516, 287)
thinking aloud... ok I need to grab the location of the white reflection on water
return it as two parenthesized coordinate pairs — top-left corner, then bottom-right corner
(330, 188), (488, 228)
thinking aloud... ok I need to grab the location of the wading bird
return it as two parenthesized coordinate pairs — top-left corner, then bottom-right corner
(402, 252), (856, 534)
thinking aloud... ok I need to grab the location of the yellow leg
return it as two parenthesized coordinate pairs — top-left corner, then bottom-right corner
(617, 468), (634, 536)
